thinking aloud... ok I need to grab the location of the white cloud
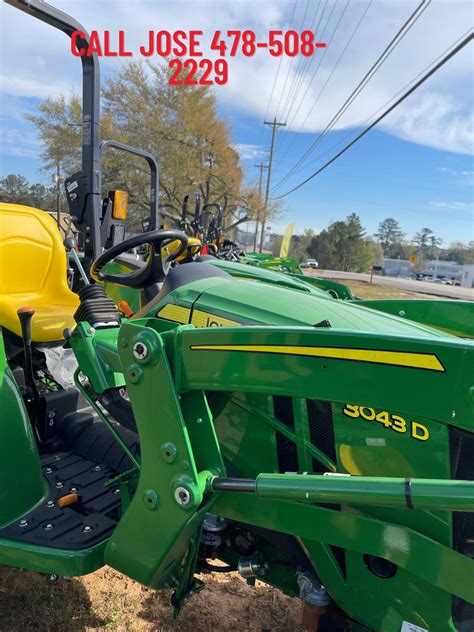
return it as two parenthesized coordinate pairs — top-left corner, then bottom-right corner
(430, 200), (472, 209)
(232, 143), (266, 161)
(436, 165), (474, 187)
(0, 126), (41, 159)
(384, 92), (473, 155)
(1, 0), (473, 156)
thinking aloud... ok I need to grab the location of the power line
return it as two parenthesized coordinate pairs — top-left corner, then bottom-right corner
(271, 31), (473, 200)
(273, 0), (341, 160)
(293, 0), (373, 134)
(284, 0), (348, 130)
(277, 0), (327, 123)
(259, 0), (298, 148)
(274, 0), (311, 120)
(280, 21), (463, 177)
(274, 0), (374, 188)
(273, 0), (429, 192)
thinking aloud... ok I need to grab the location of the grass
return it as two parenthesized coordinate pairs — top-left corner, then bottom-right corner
(332, 279), (433, 300)
(0, 565), (304, 632)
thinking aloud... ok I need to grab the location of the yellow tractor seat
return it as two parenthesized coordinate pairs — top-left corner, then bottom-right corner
(0, 203), (79, 343)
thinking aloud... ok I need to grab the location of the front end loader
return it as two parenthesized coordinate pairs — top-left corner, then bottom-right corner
(1, 2), (473, 631)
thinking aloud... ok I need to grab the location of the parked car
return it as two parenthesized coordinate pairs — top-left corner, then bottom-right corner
(306, 259), (319, 269)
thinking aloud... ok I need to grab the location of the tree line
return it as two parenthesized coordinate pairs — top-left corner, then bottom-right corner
(271, 215), (473, 272)
(374, 217), (474, 265)
(4, 61), (271, 234)
(2, 56), (470, 272)
(0, 174), (57, 211)
(272, 213), (383, 272)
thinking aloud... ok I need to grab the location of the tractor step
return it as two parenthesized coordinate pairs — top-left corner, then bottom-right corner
(0, 451), (121, 550)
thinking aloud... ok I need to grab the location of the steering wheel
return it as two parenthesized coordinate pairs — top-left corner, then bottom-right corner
(90, 230), (188, 288)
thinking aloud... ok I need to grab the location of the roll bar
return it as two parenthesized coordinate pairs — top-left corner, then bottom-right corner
(99, 140), (159, 231)
(5, 0), (101, 258)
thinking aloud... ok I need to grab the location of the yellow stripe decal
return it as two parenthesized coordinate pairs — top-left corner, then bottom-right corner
(191, 309), (240, 328)
(157, 304), (190, 324)
(189, 344), (445, 372)
(157, 305), (240, 328)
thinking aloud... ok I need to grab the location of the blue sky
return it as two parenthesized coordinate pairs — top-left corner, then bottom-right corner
(1, 0), (473, 245)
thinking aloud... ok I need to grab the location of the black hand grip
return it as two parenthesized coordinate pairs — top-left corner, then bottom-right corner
(17, 307), (40, 425)
(17, 307), (35, 347)
(64, 237), (77, 251)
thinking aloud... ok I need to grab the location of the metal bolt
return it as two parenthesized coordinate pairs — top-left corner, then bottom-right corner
(161, 442), (177, 463)
(83, 526), (93, 533)
(93, 465), (101, 471)
(44, 523), (54, 531)
(174, 487), (191, 507)
(19, 519), (28, 528)
(133, 342), (149, 360)
(399, 310), (406, 317)
(143, 489), (159, 510)
(55, 481), (63, 489)
(87, 327), (96, 335)
(46, 500), (55, 508)
(44, 467), (53, 474)
(113, 488), (120, 495)
(196, 418), (203, 424)
(70, 487), (78, 492)
(54, 455), (61, 461)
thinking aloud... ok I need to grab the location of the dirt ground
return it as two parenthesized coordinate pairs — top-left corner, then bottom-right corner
(0, 565), (304, 632)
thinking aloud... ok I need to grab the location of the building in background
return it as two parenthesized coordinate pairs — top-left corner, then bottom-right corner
(460, 264), (474, 288)
(382, 258), (464, 282)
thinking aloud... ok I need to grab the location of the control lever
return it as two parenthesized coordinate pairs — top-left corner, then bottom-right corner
(17, 307), (40, 423)
(64, 237), (90, 285)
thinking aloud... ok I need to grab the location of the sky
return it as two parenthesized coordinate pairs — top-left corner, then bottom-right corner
(1, 0), (473, 245)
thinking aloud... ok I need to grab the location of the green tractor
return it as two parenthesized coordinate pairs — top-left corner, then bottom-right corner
(1, 2), (474, 631)
(163, 195), (474, 337)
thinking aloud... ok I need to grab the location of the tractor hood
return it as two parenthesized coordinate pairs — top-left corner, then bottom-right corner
(152, 265), (454, 339)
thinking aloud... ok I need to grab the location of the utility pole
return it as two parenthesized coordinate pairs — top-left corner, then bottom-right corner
(253, 162), (268, 251)
(260, 117), (286, 252)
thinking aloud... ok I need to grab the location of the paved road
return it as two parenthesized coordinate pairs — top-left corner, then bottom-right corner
(306, 269), (474, 301)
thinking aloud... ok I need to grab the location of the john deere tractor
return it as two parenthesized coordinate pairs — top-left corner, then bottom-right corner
(1, 2), (473, 631)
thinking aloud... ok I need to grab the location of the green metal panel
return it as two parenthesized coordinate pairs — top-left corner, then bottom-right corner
(103, 321), (224, 588)
(68, 322), (126, 393)
(0, 538), (107, 577)
(101, 259), (143, 312)
(182, 277), (456, 338)
(357, 299), (474, 338)
(289, 272), (355, 300)
(206, 258), (330, 297)
(0, 332), (46, 528)
(168, 323), (473, 630)
(175, 325), (473, 428)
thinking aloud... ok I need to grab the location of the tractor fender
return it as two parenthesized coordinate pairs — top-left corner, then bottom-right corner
(0, 332), (46, 528)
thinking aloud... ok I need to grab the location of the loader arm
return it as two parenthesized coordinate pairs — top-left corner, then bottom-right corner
(67, 318), (474, 631)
